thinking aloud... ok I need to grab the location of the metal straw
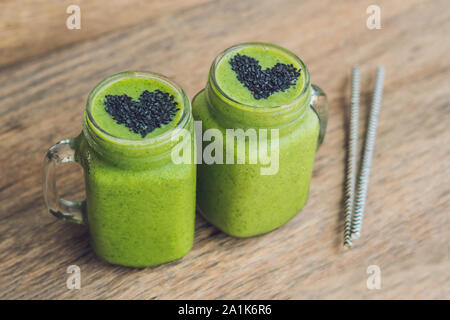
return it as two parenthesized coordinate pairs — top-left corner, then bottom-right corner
(343, 66), (360, 249)
(351, 66), (385, 240)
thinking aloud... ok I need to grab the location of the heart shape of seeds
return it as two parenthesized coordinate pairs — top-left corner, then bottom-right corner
(104, 89), (178, 138)
(229, 53), (301, 100)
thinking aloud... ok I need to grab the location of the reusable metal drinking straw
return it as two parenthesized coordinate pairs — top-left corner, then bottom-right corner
(343, 66), (360, 249)
(351, 66), (385, 240)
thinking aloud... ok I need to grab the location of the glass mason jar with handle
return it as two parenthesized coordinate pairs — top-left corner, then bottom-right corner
(192, 42), (328, 238)
(43, 71), (196, 267)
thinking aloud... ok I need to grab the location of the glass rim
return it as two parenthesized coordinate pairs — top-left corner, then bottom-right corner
(209, 42), (311, 112)
(84, 71), (191, 148)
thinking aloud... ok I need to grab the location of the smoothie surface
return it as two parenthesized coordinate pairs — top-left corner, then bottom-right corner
(215, 45), (305, 108)
(90, 76), (183, 140)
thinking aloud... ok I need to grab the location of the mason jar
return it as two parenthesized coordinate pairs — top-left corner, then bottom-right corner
(43, 71), (196, 267)
(192, 42), (328, 237)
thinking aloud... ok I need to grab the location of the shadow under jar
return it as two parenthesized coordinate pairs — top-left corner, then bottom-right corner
(43, 71), (196, 267)
(192, 42), (328, 238)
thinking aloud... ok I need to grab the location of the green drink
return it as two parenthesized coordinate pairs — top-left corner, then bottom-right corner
(214, 45), (305, 107)
(192, 43), (328, 237)
(43, 71), (196, 267)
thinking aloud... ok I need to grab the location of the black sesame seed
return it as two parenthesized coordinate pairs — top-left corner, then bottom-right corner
(104, 89), (178, 138)
(229, 53), (301, 100)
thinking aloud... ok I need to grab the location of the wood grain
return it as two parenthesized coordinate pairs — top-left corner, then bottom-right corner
(0, 0), (211, 69)
(0, 0), (449, 299)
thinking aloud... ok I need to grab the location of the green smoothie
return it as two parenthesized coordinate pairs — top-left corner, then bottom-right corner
(215, 45), (305, 107)
(77, 71), (196, 267)
(193, 43), (325, 237)
(90, 76), (183, 140)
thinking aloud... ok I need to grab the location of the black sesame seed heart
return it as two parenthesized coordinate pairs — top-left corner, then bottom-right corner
(229, 53), (301, 100)
(104, 89), (178, 138)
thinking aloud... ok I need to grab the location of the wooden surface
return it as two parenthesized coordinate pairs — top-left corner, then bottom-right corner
(0, 0), (449, 299)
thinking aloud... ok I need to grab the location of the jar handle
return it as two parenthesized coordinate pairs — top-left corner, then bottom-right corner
(310, 84), (328, 149)
(42, 138), (87, 224)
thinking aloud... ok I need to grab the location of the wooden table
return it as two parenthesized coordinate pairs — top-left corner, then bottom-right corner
(1, 0), (449, 299)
